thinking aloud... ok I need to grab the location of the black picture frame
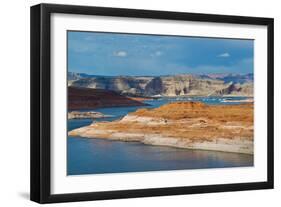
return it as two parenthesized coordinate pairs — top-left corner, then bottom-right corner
(30, 3), (274, 204)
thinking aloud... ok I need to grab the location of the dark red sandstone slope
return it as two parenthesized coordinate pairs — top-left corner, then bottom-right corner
(68, 87), (147, 110)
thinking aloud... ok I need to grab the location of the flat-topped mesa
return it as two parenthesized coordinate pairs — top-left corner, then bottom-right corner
(132, 102), (207, 120)
(132, 101), (252, 122)
(69, 101), (254, 154)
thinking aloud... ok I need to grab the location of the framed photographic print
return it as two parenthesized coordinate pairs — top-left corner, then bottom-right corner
(30, 3), (274, 203)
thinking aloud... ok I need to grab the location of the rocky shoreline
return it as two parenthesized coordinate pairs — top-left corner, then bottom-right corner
(68, 102), (254, 154)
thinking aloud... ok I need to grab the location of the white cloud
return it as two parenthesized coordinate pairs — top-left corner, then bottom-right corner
(218, 52), (230, 58)
(113, 51), (127, 57)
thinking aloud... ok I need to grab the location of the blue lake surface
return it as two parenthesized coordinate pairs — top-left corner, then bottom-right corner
(67, 97), (254, 175)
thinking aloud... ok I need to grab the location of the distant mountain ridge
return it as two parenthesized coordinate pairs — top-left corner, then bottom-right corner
(68, 72), (115, 80)
(202, 73), (253, 84)
(68, 72), (253, 97)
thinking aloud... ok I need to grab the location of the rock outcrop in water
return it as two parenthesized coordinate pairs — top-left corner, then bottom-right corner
(68, 102), (254, 154)
(68, 111), (111, 119)
(68, 72), (253, 97)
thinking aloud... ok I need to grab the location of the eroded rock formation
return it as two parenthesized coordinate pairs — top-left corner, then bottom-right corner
(69, 102), (254, 154)
(68, 73), (253, 97)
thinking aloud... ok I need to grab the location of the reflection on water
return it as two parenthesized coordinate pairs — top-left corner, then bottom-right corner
(67, 96), (254, 176)
(67, 137), (253, 175)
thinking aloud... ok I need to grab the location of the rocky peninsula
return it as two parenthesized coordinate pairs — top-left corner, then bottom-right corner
(68, 102), (254, 154)
(68, 86), (148, 110)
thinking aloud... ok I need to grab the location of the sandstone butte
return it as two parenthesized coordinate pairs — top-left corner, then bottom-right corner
(68, 102), (254, 154)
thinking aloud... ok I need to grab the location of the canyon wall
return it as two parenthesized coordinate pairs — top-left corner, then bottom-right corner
(68, 72), (253, 97)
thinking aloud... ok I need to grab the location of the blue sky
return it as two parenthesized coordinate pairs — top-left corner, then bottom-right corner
(68, 31), (253, 76)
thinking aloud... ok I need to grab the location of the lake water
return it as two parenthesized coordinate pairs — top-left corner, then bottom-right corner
(67, 96), (254, 175)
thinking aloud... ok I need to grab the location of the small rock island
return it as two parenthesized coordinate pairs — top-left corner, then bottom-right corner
(68, 111), (111, 119)
(68, 102), (253, 154)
